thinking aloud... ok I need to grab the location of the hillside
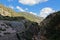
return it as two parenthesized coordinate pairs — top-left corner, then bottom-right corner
(0, 4), (43, 23)
(0, 13), (40, 40)
(0, 4), (42, 40)
(35, 11), (60, 40)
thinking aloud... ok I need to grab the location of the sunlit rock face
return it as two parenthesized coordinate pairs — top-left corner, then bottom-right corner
(37, 11), (60, 40)
(0, 8), (11, 16)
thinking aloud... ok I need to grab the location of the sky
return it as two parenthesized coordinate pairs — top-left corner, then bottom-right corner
(0, 0), (60, 18)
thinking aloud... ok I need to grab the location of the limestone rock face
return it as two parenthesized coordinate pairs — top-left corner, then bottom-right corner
(37, 11), (60, 40)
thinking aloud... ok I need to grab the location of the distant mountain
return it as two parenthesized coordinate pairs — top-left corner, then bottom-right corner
(0, 4), (43, 23)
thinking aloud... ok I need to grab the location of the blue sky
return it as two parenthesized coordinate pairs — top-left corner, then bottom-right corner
(0, 0), (60, 18)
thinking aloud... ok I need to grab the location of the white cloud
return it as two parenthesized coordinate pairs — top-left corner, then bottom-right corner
(19, 0), (48, 5)
(29, 12), (37, 15)
(40, 7), (55, 18)
(9, 5), (14, 9)
(16, 6), (25, 12)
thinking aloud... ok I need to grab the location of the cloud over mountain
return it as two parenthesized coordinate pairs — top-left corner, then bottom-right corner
(40, 7), (55, 18)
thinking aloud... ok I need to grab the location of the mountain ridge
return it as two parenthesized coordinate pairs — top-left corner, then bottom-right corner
(0, 4), (43, 23)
